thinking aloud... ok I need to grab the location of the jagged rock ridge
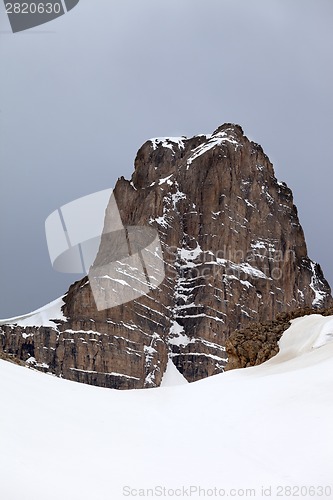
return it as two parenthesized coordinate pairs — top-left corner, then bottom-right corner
(1, 124), (332, 388)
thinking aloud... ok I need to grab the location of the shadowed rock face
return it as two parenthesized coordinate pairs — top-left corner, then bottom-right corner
(1, 124), (332, 388)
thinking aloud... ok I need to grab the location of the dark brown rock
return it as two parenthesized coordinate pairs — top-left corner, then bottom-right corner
(226, 306), (333, 370)
(1, 124), (332, 387)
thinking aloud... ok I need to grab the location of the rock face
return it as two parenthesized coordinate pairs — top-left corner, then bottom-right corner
(225, 305), (333, 370)
(1, 124), (332, 388)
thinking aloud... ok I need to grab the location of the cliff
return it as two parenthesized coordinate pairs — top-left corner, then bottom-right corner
(1, 124), (331, 388)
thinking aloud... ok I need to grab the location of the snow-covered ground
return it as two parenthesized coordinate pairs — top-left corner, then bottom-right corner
(0, 315), (333, 500)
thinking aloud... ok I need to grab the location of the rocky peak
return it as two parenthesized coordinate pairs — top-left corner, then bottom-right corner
(1, 124), (331, 389)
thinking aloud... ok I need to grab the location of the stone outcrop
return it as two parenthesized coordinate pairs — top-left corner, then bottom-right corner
(1, 124), (332, 388)
(226, 306), (333, 370)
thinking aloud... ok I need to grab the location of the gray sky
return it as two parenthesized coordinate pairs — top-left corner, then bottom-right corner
(0, 0), (332, 317)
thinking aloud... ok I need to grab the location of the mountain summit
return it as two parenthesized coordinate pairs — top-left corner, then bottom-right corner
(1, 124), (331, 388)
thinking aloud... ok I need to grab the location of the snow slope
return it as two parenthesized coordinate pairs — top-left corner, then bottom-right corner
(0, 315), (333, 500)
(0, 296), (66, 328)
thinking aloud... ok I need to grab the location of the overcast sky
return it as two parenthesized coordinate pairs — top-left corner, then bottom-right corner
(0, 0), (332, 317)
